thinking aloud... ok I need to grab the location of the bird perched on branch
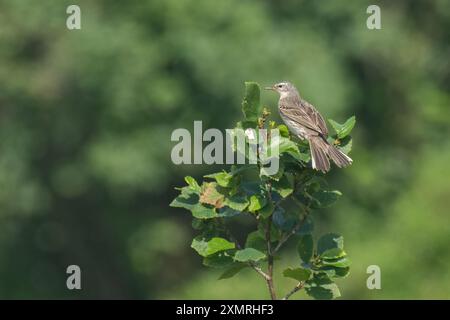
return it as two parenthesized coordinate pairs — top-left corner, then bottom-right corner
(266, 81), (352, 173)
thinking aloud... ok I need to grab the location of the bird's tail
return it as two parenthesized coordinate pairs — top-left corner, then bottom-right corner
(309, 136), (352, 173)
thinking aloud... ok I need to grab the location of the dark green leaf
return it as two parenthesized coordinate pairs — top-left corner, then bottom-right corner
(234, 248), (266, 262)
(310, 190), (342, 209)
(203, 251), (234, 268)
(317, 233), (344, 256)
(297, 234), (314, 263)
(245, 231), (267, 252)
(169, 188), (199, 210)
(241, 82), (261, 122)
(223, 194), (249, 211)
(296, 216), (314, 235)
(191, 237), (235, 257)
(218, 263), (248, 280)
(283, 267), (312, 282)
(317, 266), (350, 279)
(305, 274), (341, 300)
(217, 206), (241, 217)
(272, 174), (294, 198)
(258, 201), (274, 218)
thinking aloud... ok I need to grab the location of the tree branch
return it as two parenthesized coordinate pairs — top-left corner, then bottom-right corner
(283, 281), (305, 300)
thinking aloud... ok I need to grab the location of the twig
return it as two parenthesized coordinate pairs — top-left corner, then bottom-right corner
(265, 183), (277, 300)
(283, 281), (305, 300)
(219, 218), (271, 281)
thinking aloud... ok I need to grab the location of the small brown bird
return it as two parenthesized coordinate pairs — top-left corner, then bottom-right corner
(266, 81), (352, 172)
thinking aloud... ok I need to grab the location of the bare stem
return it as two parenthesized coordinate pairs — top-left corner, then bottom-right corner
(283, 281), (305, 300)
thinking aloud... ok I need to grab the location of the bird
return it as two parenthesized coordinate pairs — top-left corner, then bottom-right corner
(265, 81), (352, 173)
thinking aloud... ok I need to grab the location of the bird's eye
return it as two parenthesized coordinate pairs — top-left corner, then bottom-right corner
(277, 84), (283, 88)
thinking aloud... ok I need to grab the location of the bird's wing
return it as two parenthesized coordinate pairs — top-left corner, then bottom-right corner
(279, 98), (328, 136)
(302, 100), (328, 136)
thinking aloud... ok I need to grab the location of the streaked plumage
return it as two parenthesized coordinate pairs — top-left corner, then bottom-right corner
(266, 82), (352, 172)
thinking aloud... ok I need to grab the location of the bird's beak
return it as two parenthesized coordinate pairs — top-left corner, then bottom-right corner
(264, 86), (275, 91)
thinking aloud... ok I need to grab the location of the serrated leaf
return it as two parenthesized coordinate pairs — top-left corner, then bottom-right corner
(245, 231), (267, 252)
(321, 248), (346, 259)
(191, 237), (235, 257)
(203, 252), (234, 268)
(272, 174), (294, 198)
(310, 190), (342, 209)
(242, 82), (261, 122)
(218, 263), (248, 280)
(258, 201), (274, 218)
(248, 194), (267, 213)
(223, 194), (249, 211)
(216, 206), (241, 217)
(297, 234), (314, 263)
(191, 203), (218, 219)
(184, 176), (201, 192)
(272, 207), (296, 231)
(317, 233), (344, 256)
(328, 116), (355, 139)
(322, 257), (351, 268)
(283, 267), (312, 282)
(170, 184), (200, 209)
(234, 248), (266, 262)
(305, 274), (341, 300)
(317, 266), (350, 279)
(204, 172), (235, 188)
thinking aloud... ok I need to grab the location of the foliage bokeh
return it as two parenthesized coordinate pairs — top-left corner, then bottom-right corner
(0, 0), (448, 299)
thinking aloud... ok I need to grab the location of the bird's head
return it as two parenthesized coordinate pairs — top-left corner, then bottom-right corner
(265, 81), (299, 98)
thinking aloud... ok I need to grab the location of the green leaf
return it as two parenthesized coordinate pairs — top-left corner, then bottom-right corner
(191, 203), (218, 219)
(272, 207), (296, 231)
(328, 116), (355, 139)
(204, 171), (235, 188)
(278, 124), (290, 138)
(218, 263), (248, 280)
(336, 136), (352, 154)
(241, 82), (261, 122)
(223, 194), (249, 211)
(170, 188), (199, 210)
(258, 201), (274, 218)
(248, 194), (267, 213)
(272, 174), (294, 198)
(234, 248), (266, 262)
(184, 176), (201, 192)
(296, 216), (314, 235)
(245, 231), (267, 252)
(317, 266), (350, 279)
(317, 233), (344, 256)
(216, 206), (241, 218)
(321, 247), (346, 259)
(191, 237), (235, 257)
(297, 234), (314, 263)
(203, 251), (234, 268)
(310, 190), (342, 209)
(322, 257), (351, 268)
(283, 267), (312, 282)
(305, 274), (341, 300)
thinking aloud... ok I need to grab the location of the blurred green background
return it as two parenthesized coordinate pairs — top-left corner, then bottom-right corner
(0, 0), (449, 299)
